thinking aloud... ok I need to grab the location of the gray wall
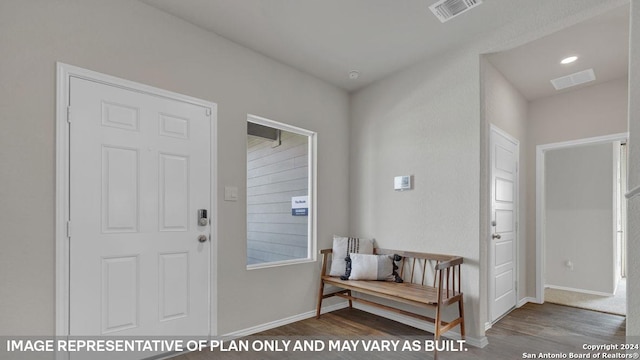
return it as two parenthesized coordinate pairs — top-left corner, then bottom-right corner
(349, 0), (628, 341)
(481, 58), (529, 309)
(247, 131), (309, 265)
(2, 0), (638, 342)
(545, 143), (616, 294)
(0, 0), (350, 336)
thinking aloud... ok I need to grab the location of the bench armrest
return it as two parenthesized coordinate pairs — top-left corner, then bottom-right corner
(435, 256), (463, 270)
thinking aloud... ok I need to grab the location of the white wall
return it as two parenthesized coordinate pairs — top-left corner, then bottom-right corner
(526, 77), (628, 298)
(350, 49), (483, 339)
(545, 143), (616, 294)
(0, 0), (350, 336)
(626, 0), (640, 337)
(481, 58), (529, 307)
(527, 78), (629, 144)
(349, 0), (628, 341)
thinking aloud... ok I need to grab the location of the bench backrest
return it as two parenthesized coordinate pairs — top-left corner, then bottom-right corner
(374, 249), (463, 298)
(321, 248), (463, 298)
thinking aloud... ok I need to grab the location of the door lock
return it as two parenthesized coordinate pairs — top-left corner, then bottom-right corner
(198, 209), (208, 226)
(198, 235), (208, 243)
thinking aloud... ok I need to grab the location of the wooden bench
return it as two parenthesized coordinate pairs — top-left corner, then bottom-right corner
(316, 248), (465, 340)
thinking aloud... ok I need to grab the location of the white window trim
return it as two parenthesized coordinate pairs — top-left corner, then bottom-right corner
(246, 114), (317, 270)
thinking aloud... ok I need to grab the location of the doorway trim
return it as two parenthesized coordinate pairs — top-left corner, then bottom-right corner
(535, 132), (628, 303)
(55, 62), (218, 336)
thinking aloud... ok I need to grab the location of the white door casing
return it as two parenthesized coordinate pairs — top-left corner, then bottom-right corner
(489, 126), (518, 323)
(56, 63), (217, 338)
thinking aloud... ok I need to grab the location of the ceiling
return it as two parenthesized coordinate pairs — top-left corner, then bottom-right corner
(487, 5), (629, 100)
(141, 0), (629, 96)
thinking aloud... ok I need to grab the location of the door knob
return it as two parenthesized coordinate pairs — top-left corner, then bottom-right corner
(492, 233), (501, 240)
(198, 235), (208, 243)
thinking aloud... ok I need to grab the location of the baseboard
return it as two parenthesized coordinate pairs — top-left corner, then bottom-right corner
(223, 302), (348, 337)
(518, 297), (538, 307)
(486, 297), (537, 332)
(352, 303), (488, 348)
(546, 284), (614, 297)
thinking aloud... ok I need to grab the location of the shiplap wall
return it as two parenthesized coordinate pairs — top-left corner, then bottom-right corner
(247, 131), (309, 265)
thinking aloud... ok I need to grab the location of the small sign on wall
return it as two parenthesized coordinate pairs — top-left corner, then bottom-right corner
(291, 196), (309, 216)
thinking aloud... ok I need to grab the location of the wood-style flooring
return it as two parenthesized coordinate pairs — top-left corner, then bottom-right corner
(169, 303), (626, 360)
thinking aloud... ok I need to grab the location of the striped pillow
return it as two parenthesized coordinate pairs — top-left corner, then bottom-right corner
(329, 235), (374, 276)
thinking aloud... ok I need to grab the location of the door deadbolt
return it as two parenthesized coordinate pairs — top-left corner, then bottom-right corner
(198, 209), (208, 226)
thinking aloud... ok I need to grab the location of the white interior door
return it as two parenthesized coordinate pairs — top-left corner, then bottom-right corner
(69, 77), (211, 336)
(490, 126), (518, 323)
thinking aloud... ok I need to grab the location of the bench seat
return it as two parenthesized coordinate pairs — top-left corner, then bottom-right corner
(322, 276), (462, 308)
(316, 248), (465, 340)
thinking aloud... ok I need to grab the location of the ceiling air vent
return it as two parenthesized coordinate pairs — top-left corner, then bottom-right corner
(550, 69), (596, 90)
(429, 0), (483, 23)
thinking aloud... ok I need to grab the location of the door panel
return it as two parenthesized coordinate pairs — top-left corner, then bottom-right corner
(102, 146), (139, 233)
(69, 77), (211, 337)
(159, 252), (190, 321)
(495, 178), (513, 202)
(101, 256), (139, 334)
(495, 241), (513, 267)
(159, 153), (190, 231)
(495, 270), (514, 298)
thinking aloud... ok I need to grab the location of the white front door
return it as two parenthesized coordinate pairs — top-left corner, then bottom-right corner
(490, 126), (518, 323)
(69, 77), (212, 336)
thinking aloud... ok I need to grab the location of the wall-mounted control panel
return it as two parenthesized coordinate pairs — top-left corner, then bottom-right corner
(394, 175), (412, 191)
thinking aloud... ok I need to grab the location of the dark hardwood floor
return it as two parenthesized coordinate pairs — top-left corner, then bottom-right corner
(171, 303), (626, 360)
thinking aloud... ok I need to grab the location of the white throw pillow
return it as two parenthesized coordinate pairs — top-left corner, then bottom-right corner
(329, 235), (374, 276)
(347, 253), (398, 281)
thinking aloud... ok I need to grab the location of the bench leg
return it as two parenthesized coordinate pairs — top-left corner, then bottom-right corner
(434, 305), (441, 360)
(347, 290), (353, 309)
(458, 298), (466, 339)
(316, 279), (325, 319)
(434, 303), (442, 341)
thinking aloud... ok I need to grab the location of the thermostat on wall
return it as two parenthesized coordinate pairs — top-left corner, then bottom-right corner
(394, 175), (412, 191)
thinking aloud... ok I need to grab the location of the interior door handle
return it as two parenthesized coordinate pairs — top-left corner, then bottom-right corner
(492, 233), (501, 240)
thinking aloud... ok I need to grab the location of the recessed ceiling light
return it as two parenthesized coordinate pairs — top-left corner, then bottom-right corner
(560, 56), (578, 65)
(349, 70), (360, 80)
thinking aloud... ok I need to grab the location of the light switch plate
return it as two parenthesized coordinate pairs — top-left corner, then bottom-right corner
(224, 186), (238, 201)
